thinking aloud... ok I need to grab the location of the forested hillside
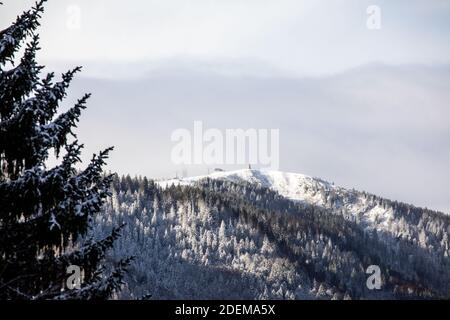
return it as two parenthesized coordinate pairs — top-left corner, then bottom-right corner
(92, 171), (450, 300)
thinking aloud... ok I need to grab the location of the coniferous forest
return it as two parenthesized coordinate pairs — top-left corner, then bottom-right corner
(94, 175), (450, 300)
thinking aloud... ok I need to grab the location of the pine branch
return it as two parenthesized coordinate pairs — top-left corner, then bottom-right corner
(0, 0), (46, 65)
(39, 92), (90, 156)
(33, 66), (82, 125)
(0, 34), (43, 120)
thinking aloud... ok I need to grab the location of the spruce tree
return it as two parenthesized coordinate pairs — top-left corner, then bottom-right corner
(0, 0), (131, 299)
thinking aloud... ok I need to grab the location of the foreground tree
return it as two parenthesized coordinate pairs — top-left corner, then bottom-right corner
(0, 0), (130, 299)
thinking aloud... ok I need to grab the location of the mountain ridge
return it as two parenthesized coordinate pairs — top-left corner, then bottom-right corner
(157, 169), (447, 232)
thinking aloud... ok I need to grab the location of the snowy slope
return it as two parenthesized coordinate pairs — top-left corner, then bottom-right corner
(104, 171), (450, 299)
(157, 169), (396, 232)
(159, 169), (329, 203)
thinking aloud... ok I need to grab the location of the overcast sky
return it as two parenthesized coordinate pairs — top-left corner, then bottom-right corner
(1, 0), (450, 213)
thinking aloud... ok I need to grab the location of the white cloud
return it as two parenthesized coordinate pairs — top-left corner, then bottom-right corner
(2, 0), (450, 76)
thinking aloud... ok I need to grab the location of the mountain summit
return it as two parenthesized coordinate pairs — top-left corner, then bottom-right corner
(159, 169), (433, 234)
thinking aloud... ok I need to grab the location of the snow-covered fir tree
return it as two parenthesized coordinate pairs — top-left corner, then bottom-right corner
(0, 0), (130, 299)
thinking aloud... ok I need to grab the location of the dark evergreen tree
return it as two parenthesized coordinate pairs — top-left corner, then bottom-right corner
(0, 0), (130, 299)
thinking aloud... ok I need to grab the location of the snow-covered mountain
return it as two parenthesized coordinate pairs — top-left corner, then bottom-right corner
(93, 170), (450, 300)
(159, 169), (402, 234)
